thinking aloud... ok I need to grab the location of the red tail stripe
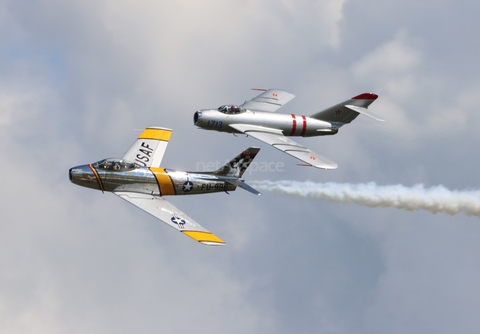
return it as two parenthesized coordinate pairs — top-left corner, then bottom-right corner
(290, 114), (297, 136)
(301, 115), (307, 136)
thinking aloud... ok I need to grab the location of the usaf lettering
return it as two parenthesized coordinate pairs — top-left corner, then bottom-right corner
(135, 142), (153, 166)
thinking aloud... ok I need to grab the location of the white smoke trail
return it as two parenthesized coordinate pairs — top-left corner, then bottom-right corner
(250, 180), (480, 217)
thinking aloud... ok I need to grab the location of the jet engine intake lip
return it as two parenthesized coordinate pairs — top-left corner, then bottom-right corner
(194, 111), (201, 125)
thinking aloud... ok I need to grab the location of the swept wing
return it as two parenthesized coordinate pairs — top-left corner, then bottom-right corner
(240, 89), (295, 112)
(229, 124), (338, 169)
(115, 192), (225, 246)
(122, 127), (172, 167)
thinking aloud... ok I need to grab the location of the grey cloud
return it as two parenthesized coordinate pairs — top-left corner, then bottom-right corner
(1, 0), (480, 333)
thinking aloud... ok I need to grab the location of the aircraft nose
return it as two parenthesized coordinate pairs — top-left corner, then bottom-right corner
(69, 164), (96, 185)
(69, 165), (87, 183)
(69, 164), (105, 191)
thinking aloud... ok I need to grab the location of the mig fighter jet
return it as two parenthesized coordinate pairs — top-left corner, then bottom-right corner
(193, 89), (381, 169)
(69, 127), (261, 246)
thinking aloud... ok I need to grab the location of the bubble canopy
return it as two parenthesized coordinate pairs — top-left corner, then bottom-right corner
(217, 105), (246, 114)
(92, 158), (137, 171)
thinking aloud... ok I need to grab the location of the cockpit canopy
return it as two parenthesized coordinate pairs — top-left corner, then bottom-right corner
(217, 105), (246, 114)
(92, 158), (136, 171)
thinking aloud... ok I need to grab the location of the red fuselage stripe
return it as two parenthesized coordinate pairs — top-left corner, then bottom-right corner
(290, 114), (297, 136)
(301, 115), (307, 136)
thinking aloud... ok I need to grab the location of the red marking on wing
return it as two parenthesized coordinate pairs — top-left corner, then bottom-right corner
(301, 115), (307, 136)
(351, 93), (378, 100)
(290, 114), (297, 136)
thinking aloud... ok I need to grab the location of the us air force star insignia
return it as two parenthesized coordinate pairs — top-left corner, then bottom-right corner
(171, 214), (186, 228)
(182, 181), (193, 192)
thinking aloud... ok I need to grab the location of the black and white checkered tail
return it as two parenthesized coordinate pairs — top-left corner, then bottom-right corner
(213, 147), (260, 178)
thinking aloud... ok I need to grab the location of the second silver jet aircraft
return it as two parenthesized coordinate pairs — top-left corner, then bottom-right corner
(194, 89), (382, 169)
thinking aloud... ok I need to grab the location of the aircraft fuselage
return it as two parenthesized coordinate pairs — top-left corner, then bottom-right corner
(194, 109), (339, 137)
(69, 163), (236, 195)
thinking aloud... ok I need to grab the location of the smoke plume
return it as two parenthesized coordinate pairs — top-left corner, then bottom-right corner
(250, 180), (480, 217)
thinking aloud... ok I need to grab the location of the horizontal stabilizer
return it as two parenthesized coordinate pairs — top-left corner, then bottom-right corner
(345, 105), (384, 122)
(237, 181), (261, 195)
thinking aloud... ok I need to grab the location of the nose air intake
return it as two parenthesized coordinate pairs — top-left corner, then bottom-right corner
(193, 111), (201, 125)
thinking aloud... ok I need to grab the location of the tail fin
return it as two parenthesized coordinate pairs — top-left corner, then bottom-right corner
(213, 147), (260, 178)
(310, 93), (382, 125)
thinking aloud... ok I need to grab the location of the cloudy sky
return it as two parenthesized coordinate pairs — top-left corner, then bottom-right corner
(2, 0), (480, 333)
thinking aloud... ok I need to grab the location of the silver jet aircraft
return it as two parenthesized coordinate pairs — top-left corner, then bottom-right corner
(193, 89), (382, 169)
(69, 127), (260, 246)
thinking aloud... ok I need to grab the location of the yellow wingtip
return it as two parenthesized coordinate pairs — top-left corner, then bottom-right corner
(182, 231), (225, 245)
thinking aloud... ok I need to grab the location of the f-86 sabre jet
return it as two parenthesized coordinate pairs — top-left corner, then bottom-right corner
(193, 89), (382, 169)
(69, 127), (260, 246)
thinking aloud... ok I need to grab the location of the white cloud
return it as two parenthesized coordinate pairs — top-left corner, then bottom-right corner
(353, 30), (422, 77)
(0, 92), (21, 127)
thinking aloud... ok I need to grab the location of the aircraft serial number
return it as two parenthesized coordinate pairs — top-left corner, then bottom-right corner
(201, 183), (226, 190)
(207, 120), (223, 128)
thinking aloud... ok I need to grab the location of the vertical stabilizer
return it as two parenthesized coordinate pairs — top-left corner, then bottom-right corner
(310, 93), (381, 125)
(213, 147), (260, 178)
